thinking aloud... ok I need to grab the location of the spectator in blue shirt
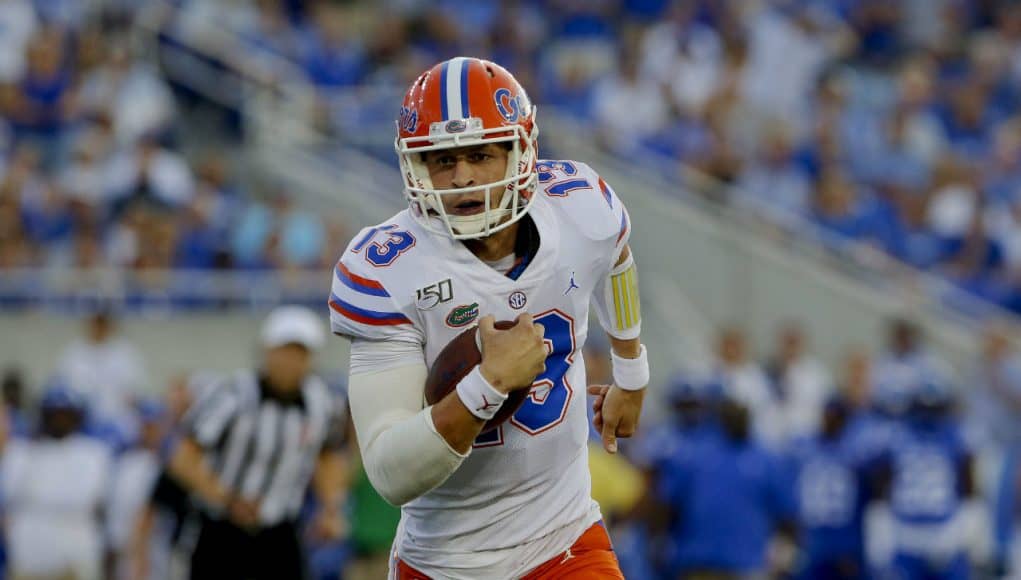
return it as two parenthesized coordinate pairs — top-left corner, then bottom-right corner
(20, 182), (72, 247)
(239, 0), (304, 63)
(811, 166), (897, 251)
(549, 0), (617, 39)
(173, 204), (222, 270)
(979, 124), (1021, 209)
(735, 121), (813, 217)
(867, 106), (933, 199)
(939, 200), (1009, 304)
(936, 80), (995, 161)
(4, 27), (76, 153)
(299, 3), (366, 89)
(848, 0), (905, 66)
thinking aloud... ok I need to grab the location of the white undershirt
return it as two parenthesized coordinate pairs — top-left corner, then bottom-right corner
(482, 253), (515, 274)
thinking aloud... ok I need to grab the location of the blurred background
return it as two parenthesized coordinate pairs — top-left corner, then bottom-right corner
(5, 0), (1021, 578)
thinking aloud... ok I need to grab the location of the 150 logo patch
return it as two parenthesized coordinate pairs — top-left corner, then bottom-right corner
(416, 279), (453, 310)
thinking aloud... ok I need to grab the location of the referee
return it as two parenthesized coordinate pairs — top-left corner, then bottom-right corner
(169, 306), (346, 580)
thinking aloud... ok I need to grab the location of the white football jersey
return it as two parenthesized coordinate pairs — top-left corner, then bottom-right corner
(329, 160), (631, 577)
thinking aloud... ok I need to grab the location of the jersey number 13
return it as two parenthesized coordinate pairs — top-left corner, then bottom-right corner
(475, 309), (575, 446)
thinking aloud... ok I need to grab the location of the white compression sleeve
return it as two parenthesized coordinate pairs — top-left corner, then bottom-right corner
(348, 335), (425, 375)
(348, 339), (468, 506)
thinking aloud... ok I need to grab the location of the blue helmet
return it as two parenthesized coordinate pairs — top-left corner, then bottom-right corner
(666, 373), (723, 406)
(666, 374), (700, 405)
(37, 380), (88, 439)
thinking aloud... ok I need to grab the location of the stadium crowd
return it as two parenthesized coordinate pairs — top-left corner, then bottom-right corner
(6, 0), (1021, 579)
(11, 0), (1021, 314)
(169, 0), (1021, 316)
(0, 0), (349, 288)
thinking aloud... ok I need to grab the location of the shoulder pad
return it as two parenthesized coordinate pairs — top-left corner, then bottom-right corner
(536, 159), (630, 247)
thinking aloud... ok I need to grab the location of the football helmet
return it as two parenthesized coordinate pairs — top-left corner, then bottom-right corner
(395, 57), (539, 239)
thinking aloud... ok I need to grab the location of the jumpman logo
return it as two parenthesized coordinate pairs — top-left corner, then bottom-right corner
(476, 395), (500, 413)
(560, 548), (575, 564)
(563, 272), (580, 295)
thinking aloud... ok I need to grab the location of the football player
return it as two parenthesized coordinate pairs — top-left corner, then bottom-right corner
(868, 383), (989, 579)
(328, 57), (648, 579)
(656, 399), (797, 577)
(790, 398), (870, 580)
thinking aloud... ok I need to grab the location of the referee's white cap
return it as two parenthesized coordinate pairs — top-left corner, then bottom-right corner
(260, 305), (326, 351)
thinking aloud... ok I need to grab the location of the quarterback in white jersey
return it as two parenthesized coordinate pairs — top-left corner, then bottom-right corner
(329, 57), (648, 580)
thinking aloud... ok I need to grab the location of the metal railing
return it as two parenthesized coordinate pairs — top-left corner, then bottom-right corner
(0, 268), (329, 314)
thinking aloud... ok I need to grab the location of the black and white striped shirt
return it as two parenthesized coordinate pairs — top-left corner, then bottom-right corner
(184, 370), (343, 527)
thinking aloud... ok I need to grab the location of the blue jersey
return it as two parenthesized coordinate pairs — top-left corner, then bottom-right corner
(657, 432), (794, 574)
(790, 435), (869, 564)
(885, 422), (968, 525)
(844, 409), (905, 467)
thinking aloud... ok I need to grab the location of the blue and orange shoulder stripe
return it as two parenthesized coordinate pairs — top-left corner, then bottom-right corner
(597, 176), (629, 247)
(329, 260), (411, 327)
(616, 204), (630, 247)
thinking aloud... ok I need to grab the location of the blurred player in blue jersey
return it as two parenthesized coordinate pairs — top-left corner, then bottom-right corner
(870, 383), (985, 580)
(628, 373), (720, 473)
(790, 397), (871, 579)
(621, 374), (722, 579)
(657, 399), (796, 578)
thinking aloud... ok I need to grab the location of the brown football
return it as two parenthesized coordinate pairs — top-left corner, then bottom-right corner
(424, 320), (529, 433)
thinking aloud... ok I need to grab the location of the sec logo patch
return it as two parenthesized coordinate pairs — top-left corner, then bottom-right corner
(508, 291), (527, 310)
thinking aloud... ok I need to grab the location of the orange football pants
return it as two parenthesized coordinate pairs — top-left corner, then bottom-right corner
(395, 521), (624, 579)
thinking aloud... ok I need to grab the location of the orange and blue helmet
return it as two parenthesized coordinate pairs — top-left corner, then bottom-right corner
(395, 57), (539, 239)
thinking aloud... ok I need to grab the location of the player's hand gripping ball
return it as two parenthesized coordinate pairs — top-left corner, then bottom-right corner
(424, 320), (530, 433)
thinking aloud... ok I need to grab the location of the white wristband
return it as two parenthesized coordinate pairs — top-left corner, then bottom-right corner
(456, 366), (508, 420)
(611, 344), (649, 391)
